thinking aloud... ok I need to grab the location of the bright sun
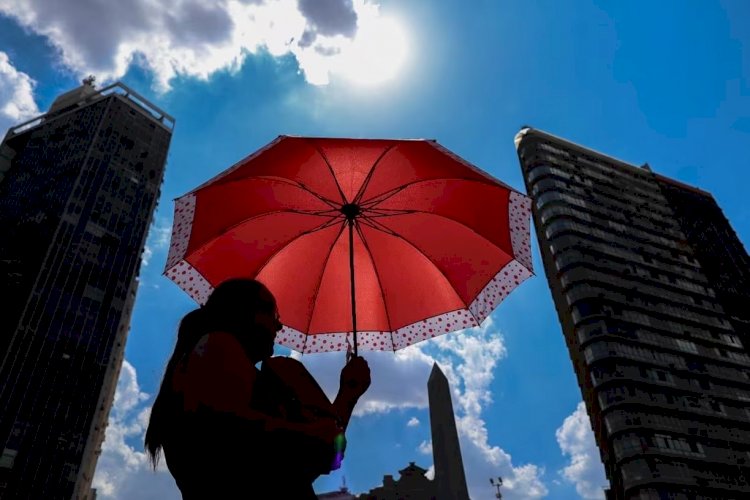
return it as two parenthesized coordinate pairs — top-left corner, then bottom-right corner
(335, 16), (409, 86)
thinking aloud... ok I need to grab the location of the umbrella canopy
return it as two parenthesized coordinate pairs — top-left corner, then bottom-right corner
(164, 136), (532, 354)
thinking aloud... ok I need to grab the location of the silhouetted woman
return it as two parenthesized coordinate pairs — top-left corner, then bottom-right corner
(145, 279), (371, 499)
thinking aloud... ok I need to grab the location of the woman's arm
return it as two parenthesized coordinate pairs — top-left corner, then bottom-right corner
(179, 332), (338, 441)
(332, 356), (371, 429)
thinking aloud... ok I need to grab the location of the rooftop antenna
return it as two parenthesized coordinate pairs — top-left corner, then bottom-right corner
(341, 475), (348, 492)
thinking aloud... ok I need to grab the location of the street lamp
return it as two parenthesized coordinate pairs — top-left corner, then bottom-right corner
(490, 476), (503, 499)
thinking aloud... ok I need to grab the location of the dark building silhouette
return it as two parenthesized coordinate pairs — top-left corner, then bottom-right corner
(317, 477), (357, 499)
(0, 80), (173, 499)
(428, 363), (469, 500)
(357, 462), (437, 500)
(515, 127), (750, 499)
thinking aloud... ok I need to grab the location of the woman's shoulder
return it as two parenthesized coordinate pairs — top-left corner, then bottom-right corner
(187, 331), (256, 375)
(193, 330), (245, 356)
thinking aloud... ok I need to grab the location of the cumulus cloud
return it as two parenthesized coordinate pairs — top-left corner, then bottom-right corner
(432, 320), (547, 500)
(556, 402), (609, 499)
(0, 51), (40, 135)
(0, 0), (405, 90)
(93, 361), (179, 500)
(299, 0), (357, 37)
(418, 440), (432, 455)
(406, 417), (420, 427)
(293, 344), (435, 415)
(142, 218), (173, 267)
(297, 318), (548, 499)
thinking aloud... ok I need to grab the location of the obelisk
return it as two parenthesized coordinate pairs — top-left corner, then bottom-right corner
(428, 363), (470, 500)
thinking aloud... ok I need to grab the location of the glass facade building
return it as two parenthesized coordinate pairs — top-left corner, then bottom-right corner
(0, 81), (173, 499)
(515, 127), (750, 499)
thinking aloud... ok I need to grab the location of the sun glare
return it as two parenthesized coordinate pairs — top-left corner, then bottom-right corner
(336, 16), (409, 86)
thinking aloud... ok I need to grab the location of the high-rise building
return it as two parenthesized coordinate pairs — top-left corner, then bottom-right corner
(515, 126), (750, 499)
(428, 363), (469, 500)
(0, 79), (173, 499)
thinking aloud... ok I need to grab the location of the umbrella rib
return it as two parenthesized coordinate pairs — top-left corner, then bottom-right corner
(359, 214), (469, 310)
(193, 174), (342, 209)
(308, 140), (348, 204)
(305, 221), (348, 335)
(270, 176), (342, 209)
(362, 209), (517, 265)
(354, 221), (395, 341)
(352, 145), (396, 206)
(252, 217), (344, 279)
(359, 177), (503, 209)
(363, 208), (417, 217)
(178, 210), (340, 273)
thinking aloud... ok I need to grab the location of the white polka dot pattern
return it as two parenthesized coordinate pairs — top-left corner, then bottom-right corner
(165, 193), (196, 271)
(468, 259), (533, 324)
(275, 328), (386, 354)
(392, 309), (479, 350)
(275, 326), (307, 353)
(509, 191), (533, 272)
(163, 260), (213, 305)
(352, 331), (394, 352)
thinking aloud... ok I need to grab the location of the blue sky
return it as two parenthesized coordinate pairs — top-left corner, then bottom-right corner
(1, 0), (749, 498)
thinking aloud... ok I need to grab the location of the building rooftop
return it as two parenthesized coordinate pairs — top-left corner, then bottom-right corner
(5, 80), (174, 139)
(515, 126), (712, 197)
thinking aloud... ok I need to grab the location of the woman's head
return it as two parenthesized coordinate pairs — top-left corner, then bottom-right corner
(144, 278), (282, 468)
(202, 278), (282, 362)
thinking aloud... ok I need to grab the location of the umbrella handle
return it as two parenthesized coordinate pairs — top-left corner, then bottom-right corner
(347, 219), (358, 357)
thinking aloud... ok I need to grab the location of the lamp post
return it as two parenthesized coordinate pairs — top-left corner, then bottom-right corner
(490, 476), (503, 499)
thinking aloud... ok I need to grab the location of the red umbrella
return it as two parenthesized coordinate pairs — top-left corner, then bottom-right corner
(164, 136), (532, 355)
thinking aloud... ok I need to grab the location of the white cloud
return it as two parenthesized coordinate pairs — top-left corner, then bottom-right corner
(556, 402), (609, 499)
(294, 344), (435, 415)
(406, 417), (420, 427)
(141, 246), (154, 267)
(425, 465), (435, 481)
(418, 440), (432, 455)
(92, 361), (179, 500)
(0, 0), (407, 91)
(0, 51), (40, 135)
(142, 218), (172, 267)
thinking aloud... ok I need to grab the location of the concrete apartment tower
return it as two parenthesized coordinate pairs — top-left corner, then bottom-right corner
(428, 363), (470, 500)
(515, 127), (750, 499)
(0, 79), (173, 499)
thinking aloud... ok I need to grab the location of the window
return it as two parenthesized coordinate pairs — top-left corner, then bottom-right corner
(709, 400), (724, 414)
(0, 448), (17, 469)
(675, 339), (698, 354)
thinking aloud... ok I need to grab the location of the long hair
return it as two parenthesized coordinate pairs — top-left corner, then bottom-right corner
(144, 278), (274, 469)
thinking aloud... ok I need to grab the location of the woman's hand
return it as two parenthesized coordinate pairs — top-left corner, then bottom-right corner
(339, 355), (371, 400)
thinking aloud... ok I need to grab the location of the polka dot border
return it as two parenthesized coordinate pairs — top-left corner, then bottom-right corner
(469, 259), (532, 324)
(275, 328), (387, 354)
(509, 191), (533, 272)
(164, 259), (213, 305)
(165, 193), (196, 271)
(392, 309), (479, 350)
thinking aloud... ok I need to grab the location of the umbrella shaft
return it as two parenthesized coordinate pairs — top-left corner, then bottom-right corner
(348, 219), (358, 356)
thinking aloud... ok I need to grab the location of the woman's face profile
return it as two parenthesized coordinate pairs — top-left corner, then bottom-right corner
(251, 286), (282, 359)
